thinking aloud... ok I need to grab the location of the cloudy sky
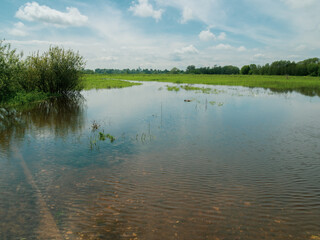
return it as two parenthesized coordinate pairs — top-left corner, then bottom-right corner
(1, 0), (320, 70)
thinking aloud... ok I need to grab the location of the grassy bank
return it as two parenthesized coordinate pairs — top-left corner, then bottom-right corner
(83, 74), (141, 90)
(92, 74), (320, 97)
(0, 92), (60, 107)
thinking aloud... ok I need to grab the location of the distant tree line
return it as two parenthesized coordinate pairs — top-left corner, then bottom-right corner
(89, 68), (170, 74)
(84, 57), (320, 77)
(185, 65), (240, 75)
(240, 58), (320, 76)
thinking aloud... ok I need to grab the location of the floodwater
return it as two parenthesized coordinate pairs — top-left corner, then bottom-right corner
(0, 82), (320, 240)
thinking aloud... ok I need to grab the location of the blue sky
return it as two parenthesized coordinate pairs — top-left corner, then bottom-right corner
(1, 0), (320, 69)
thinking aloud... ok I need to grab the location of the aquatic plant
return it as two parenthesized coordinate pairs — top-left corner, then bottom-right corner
(98, 131), (115, 143)
(106, 134), (115, 143)
(181, 85), (212, 94)
(99, 132), (106, 141)
(166, 85), (180, 92)
(91, 121), (100, 132)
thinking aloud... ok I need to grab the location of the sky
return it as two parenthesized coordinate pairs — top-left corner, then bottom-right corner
(1, 0), (320, 70)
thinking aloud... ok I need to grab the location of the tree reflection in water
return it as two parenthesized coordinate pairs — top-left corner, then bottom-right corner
(0, 94), (86, 154)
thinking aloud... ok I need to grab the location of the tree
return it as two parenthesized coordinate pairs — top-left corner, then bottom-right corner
(186, 65), (196, 74)
(241, 65), (250, 75)
(170, 67), (180, 74)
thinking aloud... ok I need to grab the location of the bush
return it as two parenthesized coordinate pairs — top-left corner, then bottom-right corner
(241, 65), (250, 75)
(0, 41), (25, 102)
(25, 46), (85, 94)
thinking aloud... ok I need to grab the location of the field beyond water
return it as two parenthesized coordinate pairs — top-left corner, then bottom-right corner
(83, 74), (141, 90)
(85, 74), (320, 97)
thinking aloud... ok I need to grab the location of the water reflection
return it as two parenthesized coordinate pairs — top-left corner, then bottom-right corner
(268, 87), (320, 97)
(0, 94), (85, 155)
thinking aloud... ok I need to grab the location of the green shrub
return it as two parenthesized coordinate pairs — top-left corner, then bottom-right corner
(0, 41), (25, 102)
(25, 46), (85, 94)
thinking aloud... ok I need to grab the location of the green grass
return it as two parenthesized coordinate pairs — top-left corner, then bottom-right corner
(93, 74), (320, 97)
(83, 74), (141, 90)
(0, 91), (59, 108)
(166, 85), (180, 92)
(180, 85), (212, 94)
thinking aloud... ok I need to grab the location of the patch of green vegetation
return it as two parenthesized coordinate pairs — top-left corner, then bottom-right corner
(0, 41), (84, 106)
(166, 85), (180, 92)
(97, 74), (320, 97)
(99, 132), (115, 143)
(89, 121), (116, 149)
(0, 91), (57, 107)
(180, 85), (212, 94)
(83, 74), (141, 90)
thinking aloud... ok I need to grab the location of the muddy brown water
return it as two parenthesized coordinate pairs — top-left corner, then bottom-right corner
(0, 82), (320, 240)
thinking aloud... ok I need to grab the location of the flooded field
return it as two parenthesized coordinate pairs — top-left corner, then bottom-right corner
(1, 82), (320, 240)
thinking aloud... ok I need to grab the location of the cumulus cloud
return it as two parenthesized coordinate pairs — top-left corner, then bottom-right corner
(212, 43), (233, 50)
(15, 2), (88, 27)
(199, 30), (216, 41)
(174, 45), (199, 54)
(8, 22), (28, 36)
(217, 32), (226, 40)
(199, 30), (226, 41)
(129, 0), (163, 21)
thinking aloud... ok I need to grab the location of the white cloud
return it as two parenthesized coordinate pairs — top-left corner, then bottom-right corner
(15, 2), (88, 27)
(174, 45), (199, 54)
(129, 0), (163, 22)
(199, 30), (226, 41)
(8, 22), (28, 36)
(212, 43), (233, 50)
(199, 30), (216, 41)
(156, 0), (224, 24)
(181, 7), (193, 23)
(237, 46), (246, 52)
(253, 53), (266, 59)
(217, 32), (226, 40)
(211, 44), (246, 52)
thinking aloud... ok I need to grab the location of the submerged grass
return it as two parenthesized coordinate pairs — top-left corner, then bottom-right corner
(83, 74), (141, 90)
(96, 74), (320, 97)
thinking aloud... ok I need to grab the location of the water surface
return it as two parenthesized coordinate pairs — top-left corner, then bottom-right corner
(1, 82), (320, 240)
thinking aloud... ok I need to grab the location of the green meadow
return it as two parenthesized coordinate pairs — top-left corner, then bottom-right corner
(88, 74), (320, 97)
(83, 74), (141, 90)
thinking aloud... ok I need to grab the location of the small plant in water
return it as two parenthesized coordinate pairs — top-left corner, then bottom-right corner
(166, 85), (180, 92)
(89, 121), (115, 149)
(106, 134), (115, 143)
(98, 131), (115, 143)
(99, 132), (106, 141)
(91, 120), (100, 132)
